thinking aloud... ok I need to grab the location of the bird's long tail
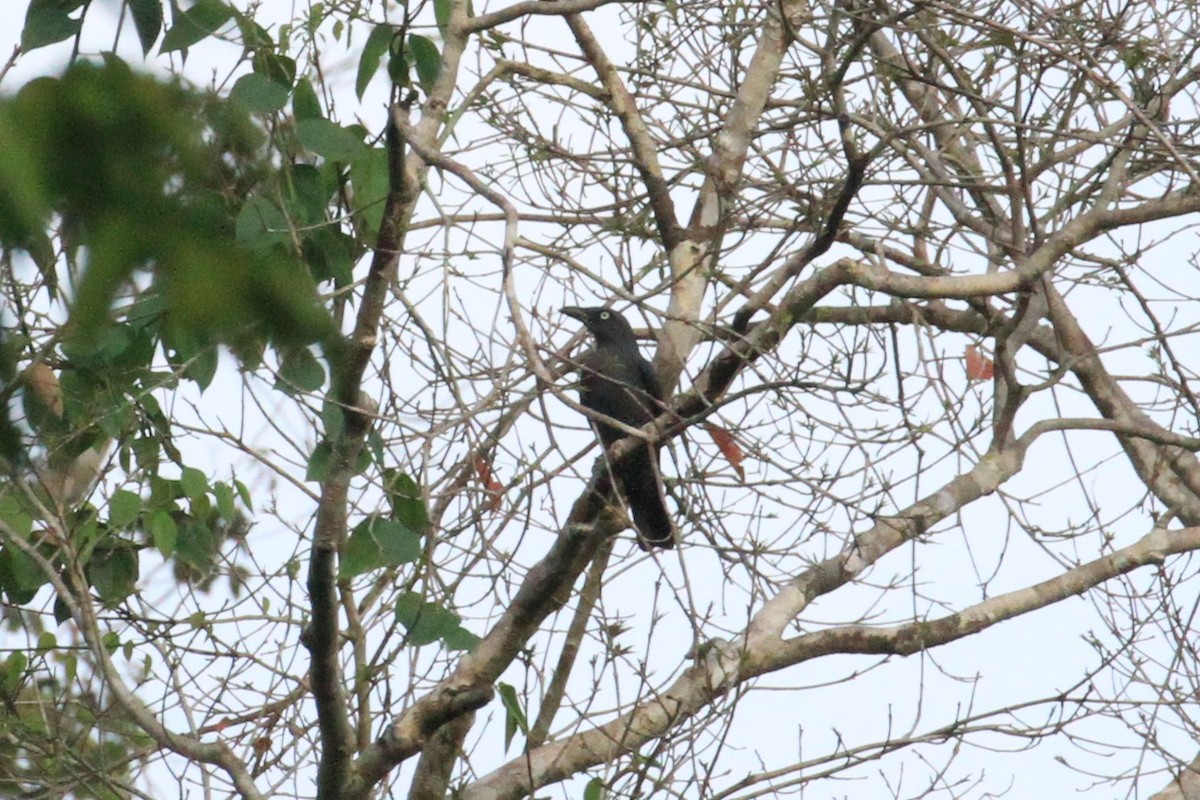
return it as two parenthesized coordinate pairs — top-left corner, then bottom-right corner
(621, 447), (674, 549)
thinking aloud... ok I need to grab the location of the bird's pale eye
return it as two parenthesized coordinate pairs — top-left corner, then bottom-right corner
(600, 311), (610, 319)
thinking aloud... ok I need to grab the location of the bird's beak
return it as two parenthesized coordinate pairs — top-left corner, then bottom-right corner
(561, 306), (588, 322)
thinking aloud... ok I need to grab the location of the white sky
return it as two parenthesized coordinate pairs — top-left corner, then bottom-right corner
(1, 2), (1196, 799)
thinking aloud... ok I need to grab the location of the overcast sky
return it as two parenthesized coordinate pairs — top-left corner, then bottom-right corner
(1, 3), (1194, 798)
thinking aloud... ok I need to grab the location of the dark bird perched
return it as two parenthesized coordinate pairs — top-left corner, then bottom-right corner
(561, 306), (674, 549)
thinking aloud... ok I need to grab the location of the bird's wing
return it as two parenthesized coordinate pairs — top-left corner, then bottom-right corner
(635, 354), (665, 408)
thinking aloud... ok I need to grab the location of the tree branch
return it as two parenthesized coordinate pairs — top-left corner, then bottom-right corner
(565, 13), (682, 250)
(0, 512), (265, 800)
(463, 0), (627, 34)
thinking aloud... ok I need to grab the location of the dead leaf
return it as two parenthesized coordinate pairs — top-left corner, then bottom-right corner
(198, 717), (232, 734)
(965, 345), (995, 381)
(474, 455), (504, 512)
(23, 362), (63, 417)
(705, 423), (746, 480)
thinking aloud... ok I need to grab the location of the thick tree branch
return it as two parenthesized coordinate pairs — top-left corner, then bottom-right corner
(305, 3), (475, 796)
(528, 541), (613, 747)
(659, 0), (811, 389)
(349, 519), (604, 796)
(463, 0), (626, 33)
(774, 525), (1200, 666)
(565, 13), (681, 250)
(1044, 285), (1200, 524)
(460, 505), (1200, 800)
(1151, 753), (1200, 800)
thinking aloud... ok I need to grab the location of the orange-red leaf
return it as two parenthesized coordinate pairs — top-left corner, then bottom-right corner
(474, 456), (504, 512)
(965, 345), (994, 381)
(199, 717), (231, 734)
(705, 423), (746, 480)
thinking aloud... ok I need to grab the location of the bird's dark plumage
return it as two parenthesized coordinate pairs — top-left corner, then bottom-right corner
(562, 306), (674, 549)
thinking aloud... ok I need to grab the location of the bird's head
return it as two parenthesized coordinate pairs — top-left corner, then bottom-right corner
(561, 306), (638, 347)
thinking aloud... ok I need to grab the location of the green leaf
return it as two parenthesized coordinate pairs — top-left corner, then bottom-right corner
(339, 516), (421, 579)
(394, 592), (460, 647)
(303, 228), (355, 286)
(383, 470), (429, 536)
(297, 118), (368, 162)
(75, 514), (101, 556)
(408, 35), (442, 94)
(356, 24), (395, 100)
(149, 510), (178, 558)
(62, 322), (133, 366)
(17, 228), (56, 295)
(292, 77), (322, 121)
(109, 489), (142, 529)
(235, 12), (272, 48)
(252, 50), (295, 86)
(2, 651), (27, 695)
(22, 0), (85, 51)
(286, 163), (329, 225)
(0, 494), (32, 537)
(350, 147), (390, 237)
(442, 625), (480, 652)
(306, 2), (325, 34)
(187, 347), (219, 390)
(387, 38), (411, 88)
(231, 72), (289, 114)
(355, 442), (373, 475)
(306, 441), (333, 482)
(321, 398), (345, 441)
(0, 492), (19, 520)
(132, 435), (160, 475)
(234, 479), (254, 512)
(213, 482), (236, 522)
(367, 428), (385, 468)
(36, 631), (57, 652)
(87, 545), (139, 606)
(0, 546), (45, 599)
(175, 518), (217, 579)
(583, 778), (606, 800)
(180, 466), (208, 500)
(54, 594), (71, 626)
(276, 346), (325, 392)
(160, 0), (232, 53)
(164, 328), (221, 391)
(235, 195), (291, 248)
(434, 0), (452, 32)
(496, 682), (528, 752)
(128, 0), (163, 55)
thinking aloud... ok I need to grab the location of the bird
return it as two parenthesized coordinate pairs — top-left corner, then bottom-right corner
(561, 306), (674, 549)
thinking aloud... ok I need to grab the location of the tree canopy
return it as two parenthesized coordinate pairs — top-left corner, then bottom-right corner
(4, 0), (1200, 798)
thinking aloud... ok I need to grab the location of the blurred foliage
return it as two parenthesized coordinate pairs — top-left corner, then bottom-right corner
(0, 58), (334, 353)
(0, 608), (154, 799)
(0, 52), (343, 606)
(0, 1), (468, 795)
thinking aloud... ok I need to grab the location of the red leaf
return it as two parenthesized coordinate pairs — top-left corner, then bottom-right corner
(474, 456), (504, 512)
(705, 423), (746, 480)
(199, 717), (231, 734)
(965, 345), (994, 381)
